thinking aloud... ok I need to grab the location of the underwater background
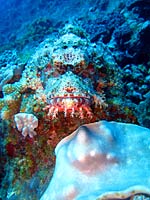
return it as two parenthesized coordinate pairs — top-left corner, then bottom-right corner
(0, 0), (150, 199)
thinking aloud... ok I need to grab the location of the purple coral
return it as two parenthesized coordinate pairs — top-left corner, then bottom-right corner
(14, 113), (38, 138)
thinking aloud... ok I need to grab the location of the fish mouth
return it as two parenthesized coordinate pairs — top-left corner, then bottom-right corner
(45, 95), (93, 119)
(47, 96), (91, 105)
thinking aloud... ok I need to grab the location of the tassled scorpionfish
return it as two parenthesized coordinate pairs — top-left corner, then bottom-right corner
(0, 24), (119, 122)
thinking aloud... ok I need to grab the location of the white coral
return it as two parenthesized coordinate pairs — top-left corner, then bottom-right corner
(14, 113), (38, 138)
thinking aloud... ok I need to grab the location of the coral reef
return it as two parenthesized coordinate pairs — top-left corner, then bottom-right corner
(122, 63), (150, 127)
(0, 25), (136, 200)
(0, 0), (150, 198)
(0, 50), (24, 93)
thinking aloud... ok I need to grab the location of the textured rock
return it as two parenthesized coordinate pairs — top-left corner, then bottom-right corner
(0, 50), (24, 92)
(127, 0), (150, 20)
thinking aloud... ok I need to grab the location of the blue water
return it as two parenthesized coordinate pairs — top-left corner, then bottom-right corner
(0, 0), (122, 47)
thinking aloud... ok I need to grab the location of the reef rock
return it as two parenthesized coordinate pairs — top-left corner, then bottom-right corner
(41, 120), (150, 200)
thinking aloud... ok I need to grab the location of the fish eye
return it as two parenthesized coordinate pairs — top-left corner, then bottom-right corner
(73, 45), (78, 49)
(63, 46), (68, 49)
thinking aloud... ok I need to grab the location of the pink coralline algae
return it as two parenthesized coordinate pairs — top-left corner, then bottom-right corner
(14, 113), (38, 138)
(40, 120), (150, 200)
(44, 71), (106, 119)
